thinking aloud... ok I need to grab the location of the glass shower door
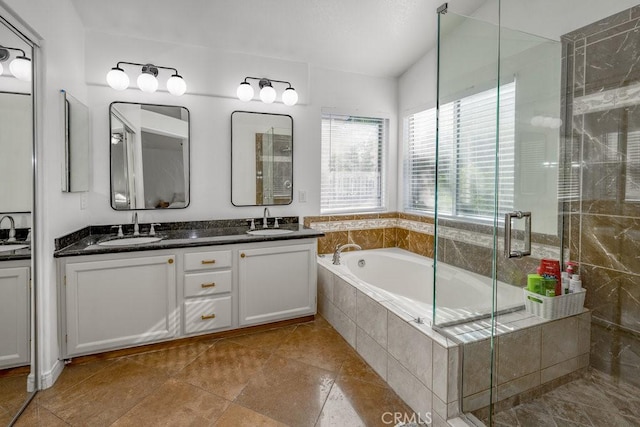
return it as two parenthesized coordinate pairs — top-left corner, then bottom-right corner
(434, 5), (563, 425)
(492, 22), (563, 425)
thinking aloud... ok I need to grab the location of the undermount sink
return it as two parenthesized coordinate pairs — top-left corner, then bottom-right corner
(97, 236), (162, 247)
(246, 229), (294, 236)
(0, 244), (29, 253)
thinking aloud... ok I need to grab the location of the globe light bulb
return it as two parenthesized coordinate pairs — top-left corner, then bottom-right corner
(0, 62), (4, 76)
(106, 67), (129, 91)
(137, 72), (158, 93)
(167, 74), (187, 96)
(237, 81), (254, 101)
(282, 87), (298, 106)
(9, 56), (31, 82)
(260, 85), (276, 104)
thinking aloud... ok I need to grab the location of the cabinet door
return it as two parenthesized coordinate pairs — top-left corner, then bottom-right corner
(65, 255), (177, 357)
(0, 267), (29, 369)
(238, 243), (316, 326)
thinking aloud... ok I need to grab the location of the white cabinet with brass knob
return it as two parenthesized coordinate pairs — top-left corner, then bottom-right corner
(57, 236), (318, 358)
(62, 254), (178, 357)
(238, 241), (317, 326)
(0, 261), (30, 369)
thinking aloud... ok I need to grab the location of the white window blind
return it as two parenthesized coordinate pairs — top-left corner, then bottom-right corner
(404, 82), (516, 220)
(625, 130), (640, 201)
(321, 114), (386, 213)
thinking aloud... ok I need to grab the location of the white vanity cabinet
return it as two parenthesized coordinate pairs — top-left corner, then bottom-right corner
(238, 241), (316, 326)
(58, 237), (318, 359)
(182, 250), (233, 335)
(0, 262), (30, 369)
(63, 254), (178, 357)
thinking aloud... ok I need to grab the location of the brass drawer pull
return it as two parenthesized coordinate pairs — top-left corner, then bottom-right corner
(201, 314), (216, 320)
(201, 259), (216, 265)
(240, 253), (246, 258)
(201, 282), (216, 288)
(168, 258), (174, 264)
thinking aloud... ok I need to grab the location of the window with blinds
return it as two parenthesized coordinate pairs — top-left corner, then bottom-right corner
(321, 114), (387, 213)
(404, 82), (516, 220)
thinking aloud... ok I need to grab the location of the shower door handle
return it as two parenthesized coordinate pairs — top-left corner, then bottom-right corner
(504, 211), (531, 259)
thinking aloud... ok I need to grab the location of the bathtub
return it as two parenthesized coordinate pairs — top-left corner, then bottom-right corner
(320, 247), (524, 325)
(317, 247), (587, 421)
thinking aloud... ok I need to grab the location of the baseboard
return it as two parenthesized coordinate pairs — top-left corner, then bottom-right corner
(27, 372), (35, 392)
(40, 358), (64, 390)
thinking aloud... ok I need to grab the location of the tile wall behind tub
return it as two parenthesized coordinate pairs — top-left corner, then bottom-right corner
(562, 5), (640, 388)
(305, 213), (557, 289)
(304, 213), (436, 258)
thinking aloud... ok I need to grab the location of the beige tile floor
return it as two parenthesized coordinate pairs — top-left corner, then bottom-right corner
(14, 316), (413, 427)
(0, 372), (30, 426)
(491, 368), (640, 427)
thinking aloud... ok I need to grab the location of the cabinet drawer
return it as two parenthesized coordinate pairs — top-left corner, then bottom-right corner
(184, 250), (232, 271)
(184, 270), (231, 298)
(184, 296), (232, 334)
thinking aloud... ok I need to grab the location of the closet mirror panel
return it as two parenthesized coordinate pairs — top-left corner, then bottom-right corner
(0, 11), (37, 425)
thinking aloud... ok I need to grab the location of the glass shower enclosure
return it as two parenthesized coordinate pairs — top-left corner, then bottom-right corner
(432, 4), (563, 424)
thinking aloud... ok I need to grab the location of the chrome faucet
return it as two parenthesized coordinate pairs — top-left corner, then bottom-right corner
(263, 207), (270, 228)
(132, 212), (140, 236)
(332, 243), (362, 265)
(0, 215), (16, 242)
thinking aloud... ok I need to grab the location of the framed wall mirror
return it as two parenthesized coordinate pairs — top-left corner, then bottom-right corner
(61, 89), (90, 192)
(109, 102), (190, 210)
(231, 111), (293, 206)
(0, 11), (38, 424)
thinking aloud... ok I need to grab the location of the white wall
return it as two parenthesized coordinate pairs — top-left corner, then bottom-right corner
(2, 0), (88, 387)
(0, 93), (32, 212)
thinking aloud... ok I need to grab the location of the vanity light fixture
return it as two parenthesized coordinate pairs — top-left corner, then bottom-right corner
(0, 46), (32, 82)
(236, 77), (298, 106)
(106, 61), (187, 96)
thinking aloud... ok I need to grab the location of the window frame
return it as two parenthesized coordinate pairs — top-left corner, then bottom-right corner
(320, 112), (388, 214)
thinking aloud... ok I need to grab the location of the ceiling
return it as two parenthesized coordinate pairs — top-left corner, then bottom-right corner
(69, 0), (486, 78)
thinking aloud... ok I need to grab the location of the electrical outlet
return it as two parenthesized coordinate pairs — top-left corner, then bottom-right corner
(80, 193), (88, 210)
(298, 190), (307, 203)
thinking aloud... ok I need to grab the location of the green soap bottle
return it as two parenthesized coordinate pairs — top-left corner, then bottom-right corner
(527, 274), (543, 294)
(544, 278), (557, 297)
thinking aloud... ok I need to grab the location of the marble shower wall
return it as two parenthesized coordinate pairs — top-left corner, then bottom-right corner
(562, 6), (640, 388)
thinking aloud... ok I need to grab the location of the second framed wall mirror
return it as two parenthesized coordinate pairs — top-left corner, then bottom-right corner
(231, 111), (293, 206)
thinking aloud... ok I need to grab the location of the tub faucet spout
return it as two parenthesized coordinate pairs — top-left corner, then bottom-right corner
(332, 243), (362, 265)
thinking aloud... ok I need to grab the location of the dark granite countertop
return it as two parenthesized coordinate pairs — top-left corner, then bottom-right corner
(54, 218), (323, 258)
(0, 243), (31, 261)
(0, 228), (31, 261)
